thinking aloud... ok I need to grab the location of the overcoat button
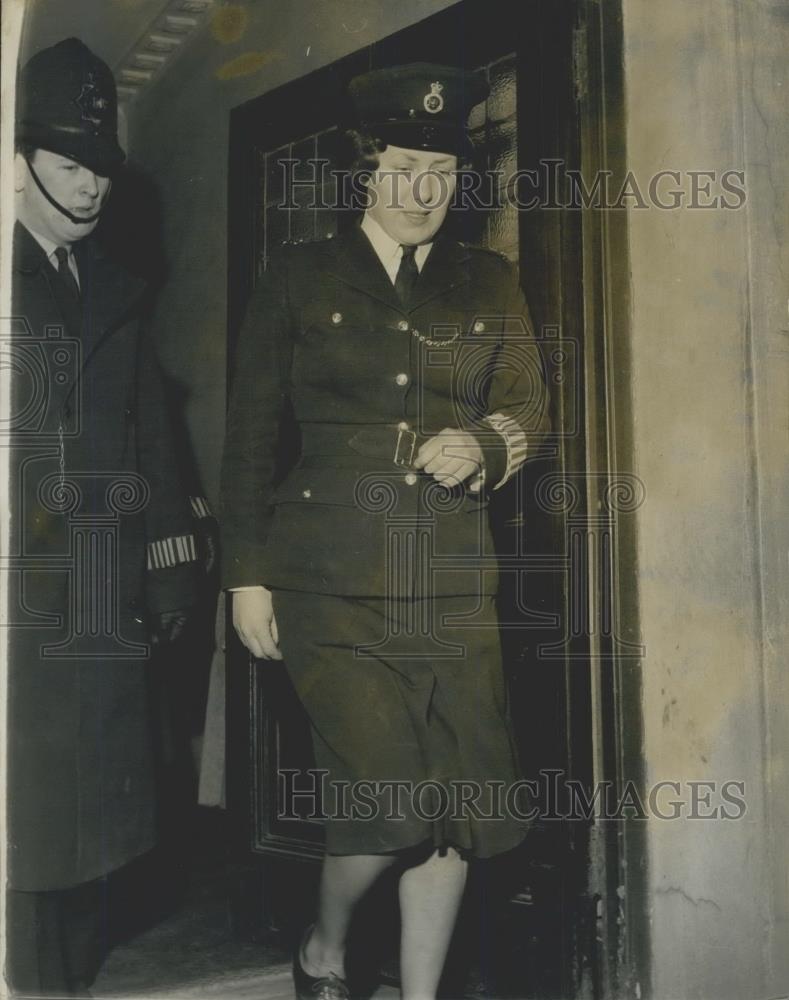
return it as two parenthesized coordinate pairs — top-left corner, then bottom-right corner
(331, 312), (342, 324)
(395, 373), (408, 386)
(474, 321), (485, 333)
(404, 472), (417, 486)
(302, 489), (312, 498)
(398, 320), (409, 331)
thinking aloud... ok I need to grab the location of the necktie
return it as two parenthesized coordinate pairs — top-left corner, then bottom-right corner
(54, 246), (80, 301)
(394, 244), (419, 308)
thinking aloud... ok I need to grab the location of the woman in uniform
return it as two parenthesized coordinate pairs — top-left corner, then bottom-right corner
(221, 63), (549, 1000)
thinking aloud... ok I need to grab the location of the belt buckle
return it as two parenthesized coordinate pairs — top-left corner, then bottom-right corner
(394, 427), (417, 468)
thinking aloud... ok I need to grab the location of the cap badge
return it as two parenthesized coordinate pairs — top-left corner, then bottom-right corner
(423, 81), (444, 114)
(74, 72), (107, 127)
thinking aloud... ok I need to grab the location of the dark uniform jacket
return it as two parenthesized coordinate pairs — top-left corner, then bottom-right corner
(6, 221), (199, 891)
(221, 222), (549, 599)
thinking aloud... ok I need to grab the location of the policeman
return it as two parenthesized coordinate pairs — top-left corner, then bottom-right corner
(7, 38), (202, 995)
(221, 63), (549, 1000)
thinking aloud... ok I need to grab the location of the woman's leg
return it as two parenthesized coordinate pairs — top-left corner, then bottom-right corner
(398, 847), (468, 1000)
(302, 852), (398, 979)
(304, 846), (467, 998)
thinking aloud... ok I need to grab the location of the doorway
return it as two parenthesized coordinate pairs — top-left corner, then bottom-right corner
(225, 1), (644, 996)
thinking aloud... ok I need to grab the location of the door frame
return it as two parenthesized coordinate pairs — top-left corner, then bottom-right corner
(225, 1), (647, 995)
(571, 1), (648, 996)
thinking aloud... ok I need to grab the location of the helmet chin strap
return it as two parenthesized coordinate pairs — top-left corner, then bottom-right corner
(25, 156), (110, 225)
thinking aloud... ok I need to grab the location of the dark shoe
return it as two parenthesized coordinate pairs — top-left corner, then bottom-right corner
(293, 925), (350, 1000)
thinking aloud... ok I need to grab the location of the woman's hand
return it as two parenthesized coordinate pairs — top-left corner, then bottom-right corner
(232, 586), (283, 660)
(413, 428), (483, 488)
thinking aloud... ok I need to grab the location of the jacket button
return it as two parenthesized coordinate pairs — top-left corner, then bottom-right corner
(331, 312), (342, 324)
(302, 489), (312, 498)
(404, 472), (418, 486)
(395, 373), (408, 386)
(398, 320), (409, 331)
(398, 421), (410, 431)
(474, 321), (486, 333)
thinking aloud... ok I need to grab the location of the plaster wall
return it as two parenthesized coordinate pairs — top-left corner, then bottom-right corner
(620, 1), (789, 996)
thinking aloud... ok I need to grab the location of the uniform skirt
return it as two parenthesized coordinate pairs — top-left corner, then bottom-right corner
(272, 590), (530, 859)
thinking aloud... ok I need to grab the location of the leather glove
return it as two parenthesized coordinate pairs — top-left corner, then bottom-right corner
(150, 608), (190, 645)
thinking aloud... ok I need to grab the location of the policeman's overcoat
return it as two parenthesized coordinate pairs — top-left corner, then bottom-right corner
(221, 223), (549, 597)
(7, 222), (199, 891)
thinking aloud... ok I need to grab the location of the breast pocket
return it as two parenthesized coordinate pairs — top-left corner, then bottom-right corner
(294, 301), (379, 398)
(300, 300), (373, 336)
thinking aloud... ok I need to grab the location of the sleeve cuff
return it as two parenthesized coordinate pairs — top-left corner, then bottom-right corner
(189, 495), (213, 519)
(481, 412), (529, 489)
(147, 533), (198, 570)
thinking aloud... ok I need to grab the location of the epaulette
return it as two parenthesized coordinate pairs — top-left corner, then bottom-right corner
(458, 241), (512, 262)
(279, 232), (337, 247)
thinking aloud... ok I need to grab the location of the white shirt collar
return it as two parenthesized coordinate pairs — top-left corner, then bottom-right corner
(22, 223), (64, 260)
(360, 213), (432, 285)
(21, 222), (80, 286)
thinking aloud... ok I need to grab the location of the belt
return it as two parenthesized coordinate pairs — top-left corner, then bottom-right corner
(299, 423), (428, 469)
